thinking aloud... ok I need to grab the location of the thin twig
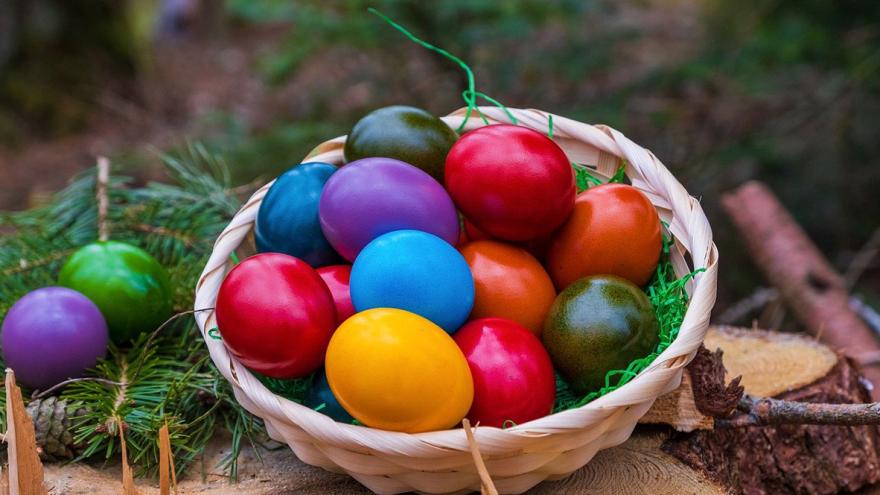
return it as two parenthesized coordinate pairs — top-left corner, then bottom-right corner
(844, 226), (880, 289)
(717, 287), (779, 324)
(129, 308), (214, 384)
(716, 394), (880, 428)
(96, 157), (110, 242)
(851, 296), (880, 337)
(31, 377), (123, 401)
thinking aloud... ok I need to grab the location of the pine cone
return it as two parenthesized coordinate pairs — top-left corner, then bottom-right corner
(26, 397), (89, 461)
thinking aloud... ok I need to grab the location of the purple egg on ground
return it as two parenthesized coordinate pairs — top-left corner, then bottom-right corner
(319, 157), (460, 261)
(2, 287), (109, 390)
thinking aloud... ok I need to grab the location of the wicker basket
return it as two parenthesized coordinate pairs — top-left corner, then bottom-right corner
(194, 106), (718, 495)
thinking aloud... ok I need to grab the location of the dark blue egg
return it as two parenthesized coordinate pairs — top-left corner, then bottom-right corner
(305, 369), (355, 423)
(255, 162), (341, 267)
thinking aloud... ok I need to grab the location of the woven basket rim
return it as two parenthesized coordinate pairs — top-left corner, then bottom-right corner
(194, 105), (718, 455)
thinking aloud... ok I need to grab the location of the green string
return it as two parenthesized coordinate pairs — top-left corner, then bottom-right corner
(368, 8), (517, 131)
(207, 327), (221, 340)
(547, 114), (554, 139)
(230, 252), (240, 265)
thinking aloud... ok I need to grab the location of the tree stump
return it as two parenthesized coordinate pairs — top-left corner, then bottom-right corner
(661, 327), (880, 495)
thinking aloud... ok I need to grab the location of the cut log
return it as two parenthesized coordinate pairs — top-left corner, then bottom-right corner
(641, 325), (838, 431)
(662, 328), (880, 494)
(529, 433), (726, 494)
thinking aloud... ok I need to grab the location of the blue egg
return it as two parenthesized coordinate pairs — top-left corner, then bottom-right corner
(351, 230), (474, 333)
(305, 369), (354, 423)
(255, 162), (341, 267)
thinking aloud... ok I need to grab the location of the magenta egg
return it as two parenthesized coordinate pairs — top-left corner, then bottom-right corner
(318, 157), (459, 261)
(317, 265), (355, 322)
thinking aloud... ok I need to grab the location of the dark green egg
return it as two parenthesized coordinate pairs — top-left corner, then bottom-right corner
(344, 105), (457, 181)
(542, 275), (659, 394)
(305, 369), (354, 423)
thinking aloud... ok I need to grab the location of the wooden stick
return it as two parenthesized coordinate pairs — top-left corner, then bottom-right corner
(721, 181), (880, 399)
(718, 395), (880, 427)
(462, 419), (498, 495)
(5, 370), (47, 495)
(119, 417), (138, 495)
(158, 421), (177, 495)
(96, 156), (110, 242)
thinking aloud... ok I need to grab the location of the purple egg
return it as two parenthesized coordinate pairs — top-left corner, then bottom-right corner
(2, 287), (109, 390)
(319, 157), (460, 261)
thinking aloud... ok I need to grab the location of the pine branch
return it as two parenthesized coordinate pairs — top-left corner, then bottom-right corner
(0, 143), (263, 478)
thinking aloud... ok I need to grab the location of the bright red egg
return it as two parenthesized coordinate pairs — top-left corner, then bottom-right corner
(445, 124), (575, 242)
(317, 265), (355, 321)
(453, 318), (556, 427)
(216, 253), (337, 378)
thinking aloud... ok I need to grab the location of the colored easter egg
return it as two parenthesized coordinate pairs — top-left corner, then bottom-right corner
(445, 124), (575, 241)
(547, 183), (662, 289)
(454, 318), (555, 427)
(59, 241), (172, 343)
(344, 105), (458, 181)
(255, 162), (341, 267)
(216, 253), (337, 378)
(317, 265), (354, 321)
(459, 240), (556, 335)
(463, 218), (491, 242)
(305, 369), (354, 423)
(1, 287), (109, 389)
(325, 308), (473, 432)
(543, 275), (659, 394)
(319, 157), (459, 261)
(351, 230), (474, 333)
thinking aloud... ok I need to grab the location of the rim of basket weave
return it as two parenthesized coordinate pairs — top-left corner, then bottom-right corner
(194, 106), (718, 455)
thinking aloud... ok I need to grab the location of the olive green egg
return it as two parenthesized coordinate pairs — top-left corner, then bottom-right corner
(542, 275), (659, 394)
(344, 105), (457, 181)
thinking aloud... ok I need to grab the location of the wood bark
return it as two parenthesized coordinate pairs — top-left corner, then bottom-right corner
(722, 181), (880, 398)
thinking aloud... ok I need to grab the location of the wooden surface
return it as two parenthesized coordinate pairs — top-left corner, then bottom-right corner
(31, 325), (872, 494)
(40, 431), (725, 495)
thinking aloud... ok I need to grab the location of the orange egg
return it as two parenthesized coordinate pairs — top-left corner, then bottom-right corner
(459, 240), (556, 335)
(546, 183), (662, 289)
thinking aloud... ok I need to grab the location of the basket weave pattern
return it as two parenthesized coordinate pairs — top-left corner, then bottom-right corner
(195, 107), (719, 495)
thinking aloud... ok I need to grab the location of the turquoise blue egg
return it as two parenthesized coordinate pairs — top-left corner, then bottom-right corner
(305, 369), (354, 423)
(255, 162), (341, 267)
(350, 230), (474, 333)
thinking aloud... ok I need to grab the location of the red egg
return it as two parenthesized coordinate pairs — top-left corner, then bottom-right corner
(453, 318), (556, 427)
(464, 218), (492, 242)
(445, 124), (576, 242)
(216, 253), (337, 378)
(317, 265), (355, 321)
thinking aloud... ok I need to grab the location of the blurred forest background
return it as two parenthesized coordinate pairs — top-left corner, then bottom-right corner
(1, 0), (879, 317)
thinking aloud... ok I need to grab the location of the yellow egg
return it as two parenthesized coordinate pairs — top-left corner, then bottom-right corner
(325, 308), (474, 432)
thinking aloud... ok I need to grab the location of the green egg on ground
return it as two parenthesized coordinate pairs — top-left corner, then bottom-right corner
(542, 275), (659, 394)
(59, 241), (172, 343)
(344, 105), (457, 182)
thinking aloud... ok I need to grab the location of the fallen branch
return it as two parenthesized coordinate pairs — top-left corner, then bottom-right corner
(718, 395), (880, 428)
